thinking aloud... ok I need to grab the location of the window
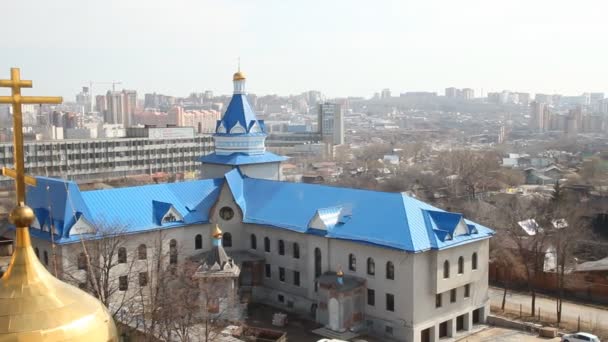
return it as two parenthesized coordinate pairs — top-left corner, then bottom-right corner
(472, 252), (478, 270)
(169, 239), (177, 265)
(385, 325), (393, 336)
(163, 213), (177, 223)
(293, 271), (301, 286)
(458, 256), (464, 274)
(265, 264), (271, 278)
(436, 293), (442, 308)
(34, 247), (39, 258)
(293, 242), (300, 259)
(118, 247), (127, 263)
(367, 289), (375, 306)
(464, 284), (470, 298)
(278, 240), (285, 255)
(250, 234), (257, 249)
(386, 261), (394, 280)
(119, 276), (128, 291)
(195, 234), (202, 250)
(386, 293), (395, 312)
(349, 254), (356, 271)
(367, 257), (375, 276)
(264, 237), (270, 252)
(223, 232), (232, 247)
(78, 252), (87, 270)
(450, 289), (457, 303)
(443, 260), (450, 279)
(279, 267), (285, 282)
(277, 294), (284, 303)
(219, 206), (234, 221)
(139, 272), (148, 286)
(314, 248), (322, 277)
(43, 251), (48, 265)
(138, 244), (147, 260)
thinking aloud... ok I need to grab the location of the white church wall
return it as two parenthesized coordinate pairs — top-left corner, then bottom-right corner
(200, 164), (234, 180)
(240, 163), (281, 181)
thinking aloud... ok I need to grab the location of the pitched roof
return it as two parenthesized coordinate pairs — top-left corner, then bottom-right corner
(24, 170), (493, 252)
(215, 94), (265, 136)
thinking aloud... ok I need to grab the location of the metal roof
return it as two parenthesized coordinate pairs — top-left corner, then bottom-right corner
(24, 170), (493, 251)
(215, 94), (266, 135)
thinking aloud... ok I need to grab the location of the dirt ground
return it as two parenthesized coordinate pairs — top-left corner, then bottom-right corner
(460, 327), (561, 342)
(245, 303), (384, 342)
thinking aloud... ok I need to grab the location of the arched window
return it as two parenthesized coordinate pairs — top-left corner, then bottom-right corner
(118, 247), (127, 263)
(278, 240), (285, 255)
(169, 239), (177, 264)
(472, 252), (478, 270)
(34, 247), (39, 258)
(223, 232), (232, 247)
(386, 261), (394, 280)
(367, 257), (375, 276)
(78, 252), (87, 270)
(43, 251), (49, 265)
(264, 237), (270, 252)
(349, 254), (356, 271)
(138, 244), (147, 260)
(458, 256), (464, 274)
(195, 234), (203, 250)
(293, 243), (300, 259)
(250, 234), (257, 250)
(314, 248), (322, 278)
(443, 260), (450, 279)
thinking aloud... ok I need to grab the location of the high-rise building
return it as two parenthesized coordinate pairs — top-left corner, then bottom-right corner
(535, 93), (553, 106)
(445, 87), (459, 98)
(75, 86), (91, 113)
(95, 94), (107, 114)
(106, 91), (123, 124)
(530, 101), (551, 132)
(318, 102), (344, 145)
(381, 88), (391, 99)
(515, 92), (530, 105)
(462, 88), (474, 100)
(122, 89), (137, 127)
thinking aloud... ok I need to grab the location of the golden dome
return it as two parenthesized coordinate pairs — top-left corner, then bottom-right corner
(337, 267), (344, 277)
(0, 205), (118, 341)
(212, 224), (223, 238)
(233, 71), (246, 81)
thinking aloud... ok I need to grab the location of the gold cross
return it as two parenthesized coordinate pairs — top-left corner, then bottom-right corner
(0, 68), (62, 205)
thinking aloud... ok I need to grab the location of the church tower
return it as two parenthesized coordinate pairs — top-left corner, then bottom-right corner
(198, 70), (286, 180)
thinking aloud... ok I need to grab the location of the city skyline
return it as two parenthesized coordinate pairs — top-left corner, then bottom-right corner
(3, 0), (608, 99)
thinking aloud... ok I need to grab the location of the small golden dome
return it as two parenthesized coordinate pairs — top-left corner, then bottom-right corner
(9, 205), (34, 227)
(0, 206), (118, 341)
(337, 268), (344, 277)
(233, 71), (246, 81)
(212, 224), (223, 238)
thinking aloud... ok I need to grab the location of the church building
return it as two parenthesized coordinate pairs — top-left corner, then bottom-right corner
(21, 70), (494, 342)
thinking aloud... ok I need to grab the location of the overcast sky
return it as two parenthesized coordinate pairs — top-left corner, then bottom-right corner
(2, 0), (608, 100)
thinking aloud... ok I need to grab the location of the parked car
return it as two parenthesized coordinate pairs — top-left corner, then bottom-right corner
(562, 332), (600, 342)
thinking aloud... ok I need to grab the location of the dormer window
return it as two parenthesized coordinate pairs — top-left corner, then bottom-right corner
(163, 213), (177, 223)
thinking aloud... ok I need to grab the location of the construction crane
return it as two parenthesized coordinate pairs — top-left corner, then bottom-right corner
(84, 81), (123, 111)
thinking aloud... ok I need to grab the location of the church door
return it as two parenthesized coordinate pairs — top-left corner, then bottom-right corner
(328, 298), (340, 331)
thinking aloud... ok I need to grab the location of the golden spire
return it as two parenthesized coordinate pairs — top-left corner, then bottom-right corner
(0, 68), (118, 341)
(212, 224), (223, 238)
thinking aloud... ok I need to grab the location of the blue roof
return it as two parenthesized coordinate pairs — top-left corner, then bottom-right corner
(25, 177), (223, 244)
(199, 152), (287, 166)
(24, 171), (493, 252)
(216, 94), (266, 135)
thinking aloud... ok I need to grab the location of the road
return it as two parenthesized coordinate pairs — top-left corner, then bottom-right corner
(489, 287), (608, 330)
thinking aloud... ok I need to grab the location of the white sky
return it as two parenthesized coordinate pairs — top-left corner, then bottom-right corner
(2, 0), (608, 99)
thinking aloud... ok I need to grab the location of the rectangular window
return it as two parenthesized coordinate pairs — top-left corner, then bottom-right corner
(278, 294), (284, 303)
(451, 288), (457, 303)
(293, 271), (301, 286)
(139, 272), (148, 286)
(385, 325), (393, 335)
(464, 284), (470, 298)
(119, 275), (128, 291)
(279, 267), (285, 282)
(386, 293), (395, 312)
(367, 289), (375, 306)
(436, 293), (442, 308)
(265, 264), (271, 278)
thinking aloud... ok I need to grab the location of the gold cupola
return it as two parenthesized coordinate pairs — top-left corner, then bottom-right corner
(212, 224), (223, 239)
(0, 68), (118, 341)
(233, 70), (246, 81)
